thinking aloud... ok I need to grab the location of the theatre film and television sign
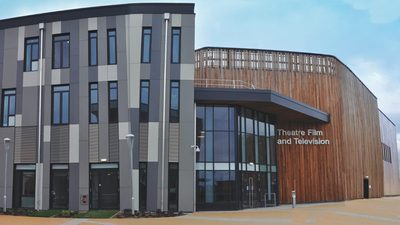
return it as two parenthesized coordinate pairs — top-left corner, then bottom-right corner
(277, 129), (330, 145)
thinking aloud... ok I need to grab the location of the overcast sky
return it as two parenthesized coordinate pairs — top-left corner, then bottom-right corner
(1, 0), (400, 149)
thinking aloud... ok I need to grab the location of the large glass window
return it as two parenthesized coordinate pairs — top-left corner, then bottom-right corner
(140, 80), (150, 122)
(52, 85), (69, 124)
(108, 82), (118, 123)
(107, 29), (117, 65)
(89, 31), (98, 66)
(168, 163), (179, 211)
(141, 27), (152, 63)
(24, 37), (39, 72)
(171, 28), (181, 64)
(53, 34), (70, 69)
(89, 83), (98, 123)
(170, 81), (180, 123)
(2, 89), (16, 127)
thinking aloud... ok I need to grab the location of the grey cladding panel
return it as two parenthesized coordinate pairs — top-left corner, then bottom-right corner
(89, 124), (99, 162)
(50, 125), (70, 163)
(168, 123), (179, 162)
(139, 123), (148, 162)
(109, 123), (119, 162)
(14, 127), (37, 163)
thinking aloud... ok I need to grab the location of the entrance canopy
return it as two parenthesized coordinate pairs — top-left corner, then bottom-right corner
(194, 88), (330, 123)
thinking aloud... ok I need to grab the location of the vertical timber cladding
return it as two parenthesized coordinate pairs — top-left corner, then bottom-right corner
(195, 48), (383, 203)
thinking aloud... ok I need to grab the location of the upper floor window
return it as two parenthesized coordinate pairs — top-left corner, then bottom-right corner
(171, 28), (181, 64)
(2, 89), (16, 127)
(141, 27), (152, 63)
(89, 31), (98, 66)
(89, 83), (98, 124)
(107, 29), (117, 65)
(52, 85), (69, 125)
(140, 80), (150, 122)
(24, 37), (39, 72)
(108, 82), (118, 123)
(53, 34), (70, 69)
(170, 81), (180, 123)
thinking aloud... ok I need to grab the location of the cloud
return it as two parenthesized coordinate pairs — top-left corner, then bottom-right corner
(342, 0), (400, 24)
(397, 133), (400, 151)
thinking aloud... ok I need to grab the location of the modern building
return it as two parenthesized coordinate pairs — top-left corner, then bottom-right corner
(0, 3), (399, 213)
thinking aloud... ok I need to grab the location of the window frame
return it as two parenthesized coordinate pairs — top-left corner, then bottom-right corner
(108, 81), (118, 123)
(89, 82), (99, 124)
(169, 80), (180, 123)
(24, 37), (39, 72)
(141, 27), (152, 63)
(88, 31), (98, 66)
(171, 27), (181, 64)
(52, 85), (70, 125)
(1, 89), (16, 127)
(52, 33), (70, 69)
(107, 29), (117, 65)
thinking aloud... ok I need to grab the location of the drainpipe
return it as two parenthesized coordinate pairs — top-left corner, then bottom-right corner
(35, 22), (45, 210)
(160, 12), (170, 212)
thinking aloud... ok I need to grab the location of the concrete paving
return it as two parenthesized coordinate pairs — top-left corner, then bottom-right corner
(0, 196), (400, 225)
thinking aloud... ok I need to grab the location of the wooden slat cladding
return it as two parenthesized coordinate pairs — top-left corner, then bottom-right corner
(50, 125), (69, 163)
(169, 123), (180, 162)
(14, 127), (37, 163)
(109, 123), (119, 162)
(195, 48), (384, 204)
(89, 124), (99, 162)
(139, 123), (148, 161)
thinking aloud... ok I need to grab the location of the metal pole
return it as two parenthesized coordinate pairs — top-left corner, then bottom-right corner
(130, 135), (135, 215)
(160, 12), (170, 212)
(3, 149), (7, 213)
(193, 103), (196, 212)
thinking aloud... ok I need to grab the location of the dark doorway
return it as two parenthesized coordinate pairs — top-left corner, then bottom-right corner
(90, 164), (119, 209)
(168, 163), (179, 212)
(50, 165), (69, 209)
(363, 178), (369, 199)
(242, 172), (258, 208)
(13, 165), (36, 208)
(139, 162), (147, 211)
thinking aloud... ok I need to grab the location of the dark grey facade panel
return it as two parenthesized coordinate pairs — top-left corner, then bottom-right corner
(139, 123), (148, 162)
(129, 108), (140, 170)
(0, 3), (195, 30)
(69, 163), (80, 211)
(147, 161), (159, 211)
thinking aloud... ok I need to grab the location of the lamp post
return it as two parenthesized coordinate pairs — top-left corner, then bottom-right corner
(3, 138), (11, 213)
(125, 134), (135, 215)
(190, 145), (200, 212)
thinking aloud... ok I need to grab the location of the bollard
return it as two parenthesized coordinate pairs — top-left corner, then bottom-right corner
(291, 190), (296, 208)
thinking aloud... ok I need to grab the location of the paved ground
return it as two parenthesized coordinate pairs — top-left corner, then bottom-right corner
(1, 197), (400, 225)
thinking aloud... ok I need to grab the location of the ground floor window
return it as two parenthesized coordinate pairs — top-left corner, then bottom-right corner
(168, 163), (179, 211)
(13, 165), (36, 208)
(139, 162), (147, 211)
(50, 164), (69, 209)
(89, 163), (119, 209)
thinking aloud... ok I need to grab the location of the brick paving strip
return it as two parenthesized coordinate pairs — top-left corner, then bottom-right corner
(335, 211), (400, 224)
(60, 219), (116, 225)
(180, 215), (292, 224)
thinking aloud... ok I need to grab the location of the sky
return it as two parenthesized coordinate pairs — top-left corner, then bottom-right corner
(1, 0), (399, 149)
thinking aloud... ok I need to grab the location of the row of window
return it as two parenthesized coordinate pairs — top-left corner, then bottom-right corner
(1, 81), (180, 126)
(24, 27), (182, 71)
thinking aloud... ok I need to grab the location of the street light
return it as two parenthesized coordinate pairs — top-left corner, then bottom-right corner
(125, 134), (135, 215)
(3, 138), (11, 213)
(190, 144), (200, 212)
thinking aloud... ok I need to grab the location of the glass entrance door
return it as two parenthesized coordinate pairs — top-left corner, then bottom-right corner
(13, 165), (36, 208)
(50, 165), (69, 209)
(90, 164), (119, 209)
(242, 172), (258, 208)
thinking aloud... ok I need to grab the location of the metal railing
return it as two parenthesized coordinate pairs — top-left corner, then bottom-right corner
(194, 78), (256, 90)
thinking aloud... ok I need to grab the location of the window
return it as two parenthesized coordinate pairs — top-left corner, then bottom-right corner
(52, 85), (69, 124)
(141, 28), (152, 63)
(89, 83), (98, 123)
(169, 81), (180, 123)
(140, 80), (150, 122)
(107, 29), (117, 65)
(139, 162), (147, 211)
(382, 143), (392, 163)
(168, 163), (179, 211)
(24, 37), (39, 72)
(89, 31), (98, 66)
(52, 34), (70, 69)
(108, 82), (118, 123)
(2, 89), (16, 127)
(50, 164), (69, 209)
(171, 28), (181, 64)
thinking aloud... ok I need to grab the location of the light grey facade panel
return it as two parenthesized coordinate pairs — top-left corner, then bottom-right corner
(108, 123), (119, 162)
(50, 125), (70, 163)
(139, 123), (148, 162)
(89, 124), (99, 162)
(14, 127), (37, 163)
(69, 163), (80, 211)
